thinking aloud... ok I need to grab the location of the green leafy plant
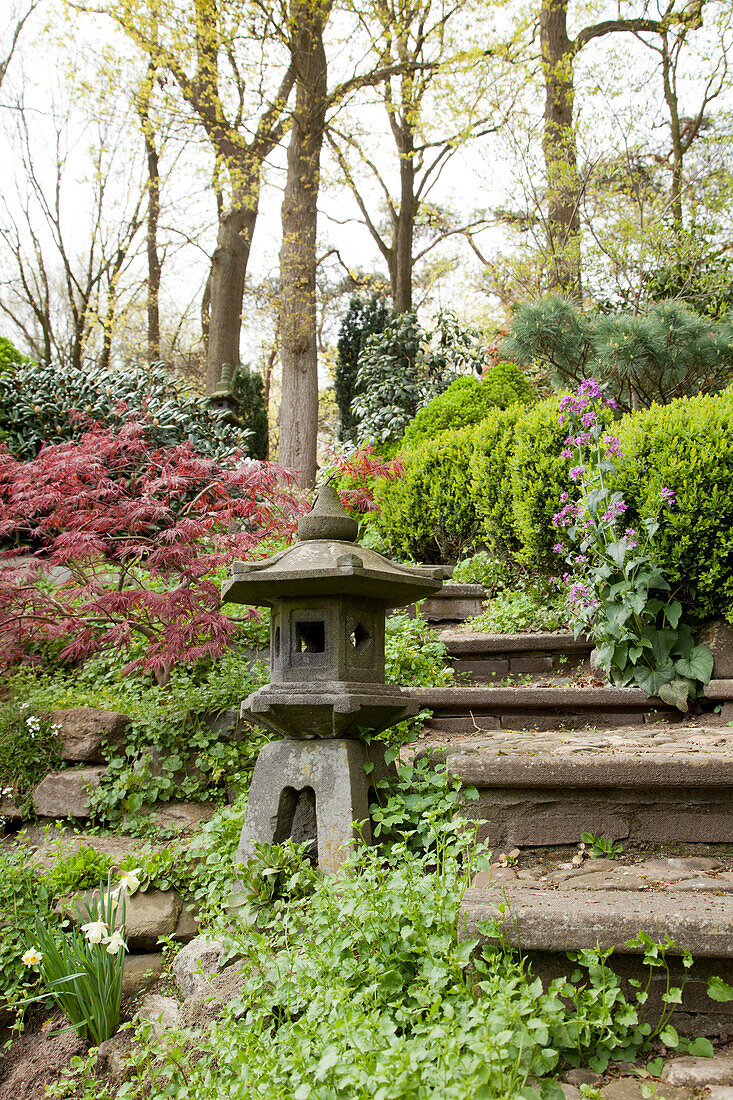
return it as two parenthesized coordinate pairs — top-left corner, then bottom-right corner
(370, 755), (478, 857)
(451, 551), (515, 593)
(231, 366), (269, 459)
(0, 841), (57, 1016)
(468, 582), (571, 635)
(553, 380), (712, 708)
(46, 847), (115, 898)
(18, 872), (127, 1044)
(0, 359), (253, 460)
(580, 832), (624, 860)
(0, 703), (61, 815)
(234, 840), (321, 911)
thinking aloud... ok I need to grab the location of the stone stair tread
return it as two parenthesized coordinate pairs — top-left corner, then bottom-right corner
(418, 726), (733, 787)
(462, 877), (733, 957)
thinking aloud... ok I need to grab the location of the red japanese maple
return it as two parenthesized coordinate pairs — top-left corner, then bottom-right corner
(0, 420), (306, 683)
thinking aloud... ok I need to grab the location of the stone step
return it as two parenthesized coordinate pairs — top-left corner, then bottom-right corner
(438, 630), (593, 680)
(418, 725), (733, 848)
(409, 683), (685, 732)
(415, 583), (486, 624)
(461, 854), (733, 1036)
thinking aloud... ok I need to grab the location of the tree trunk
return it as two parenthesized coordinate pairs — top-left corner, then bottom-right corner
(661, 32), (684, 230)
(391, 134), (416, 312)
(144, 127), (162, 362)
(278, 0), (329, 488)
(540, 0), (582, 302)
(205, 181), (259, 393)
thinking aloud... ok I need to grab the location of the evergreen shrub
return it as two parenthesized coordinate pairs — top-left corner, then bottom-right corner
(0, 359), (250, 460)
(471, 405), (526, 557)
(377, 426), (480, 563)
(402, 362), (533, 447)
(614, 391), (733, 620)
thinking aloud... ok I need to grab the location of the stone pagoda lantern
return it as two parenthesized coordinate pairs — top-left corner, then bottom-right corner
(222, 483), (442, 874)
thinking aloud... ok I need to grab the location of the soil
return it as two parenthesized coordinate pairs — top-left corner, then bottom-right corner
(0, 1011), (89, 1100)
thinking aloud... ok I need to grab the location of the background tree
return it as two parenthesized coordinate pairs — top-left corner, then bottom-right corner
(335, 292), (392, 441)
(0, 1), (39, 92)
(328, 0), (504, 314)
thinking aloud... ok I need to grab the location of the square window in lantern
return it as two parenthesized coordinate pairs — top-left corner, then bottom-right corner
(295, 620), (326, 654)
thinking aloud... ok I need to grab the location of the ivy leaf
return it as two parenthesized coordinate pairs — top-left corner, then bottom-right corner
(708, 976), (733, 1002)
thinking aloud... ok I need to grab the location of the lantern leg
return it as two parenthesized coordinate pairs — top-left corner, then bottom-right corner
(232, 738), (394, 880)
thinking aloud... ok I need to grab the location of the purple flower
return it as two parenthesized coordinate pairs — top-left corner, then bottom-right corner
(624, 527), (637, 548)
(554, 542), (565, 554)
(581, 411), (597, 427)
(575, 553), (587, 564)
(602, 500), (628, 522)
(560, 448), (573, 460)
(559, 492), (569, 503)
(569, 466), (584, 481)
(603, 434), (623, 457)
(660, 487), (676, 505)
(606, 397), (618, 409)
(578, 378), (602, 400)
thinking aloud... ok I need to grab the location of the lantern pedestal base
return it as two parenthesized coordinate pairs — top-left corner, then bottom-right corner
(232, 738), (395, 881)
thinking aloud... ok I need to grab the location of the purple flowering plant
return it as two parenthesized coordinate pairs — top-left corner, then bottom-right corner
(554, 379), (712, 709)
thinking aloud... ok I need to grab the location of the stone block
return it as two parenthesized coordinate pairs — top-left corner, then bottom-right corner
(122, 952), (164, 996)
(602, 1080), (691, 1100)
(172, 934), (228, 997)
(697, 620), (733, 679)
(450, 658), (510, 678)
(97, 1032), (136, 1086)
(143, 802), (217, 832)
(51, 707), (130, 763)
(178, 962), (246, 1029)
(32, 767), (106, 819)
(0, 792), (22, 821)
(137, 993), (180, 1036)
(63, 887), (195, 951)
(661, 1056), (733, 1087)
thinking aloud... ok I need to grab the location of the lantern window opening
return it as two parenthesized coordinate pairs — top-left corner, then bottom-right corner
(295, 620), (326, 654)
(350, 623), (370, 651)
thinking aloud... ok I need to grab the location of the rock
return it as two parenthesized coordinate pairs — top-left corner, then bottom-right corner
(602, 1078), (692, 1100)
(97, 1031), (136, 1086)
(172, 934), (228, 998)
(178, 963), (246, 1029)
(697, 620), (733, 678)
(590, 647), (604, 673)
(667, 857), (722, 872)
(147, 803), (217, 832)
(661, 1055), (733, 1087)
(707, 1089), (733, 1100)
(0, 793), (22, 821)
(137, 993), (180, 1036)
(62, 888), (197, 951)
(472, 868), (518, 887)
(51, 707), (130, 763)
(562, 1068), (603, 1087)
(122, 953), (164, 997)
(560, 1086), (581, 1100)
(32, 767), (106, 819)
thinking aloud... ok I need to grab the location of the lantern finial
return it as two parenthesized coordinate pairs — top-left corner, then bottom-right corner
(297, 482), (359, 543)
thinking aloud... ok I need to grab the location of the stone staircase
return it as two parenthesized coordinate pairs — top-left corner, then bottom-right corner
(439, 630), (593, 680)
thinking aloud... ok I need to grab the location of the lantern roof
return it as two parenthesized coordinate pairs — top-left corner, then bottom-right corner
(222, 483), (443, 609)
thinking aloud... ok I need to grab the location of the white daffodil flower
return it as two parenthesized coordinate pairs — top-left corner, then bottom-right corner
(22, 947), (43, 967)
(81, 920), (109, 945)
(104, 930), (127, 955)
(118, 868), (142, 893)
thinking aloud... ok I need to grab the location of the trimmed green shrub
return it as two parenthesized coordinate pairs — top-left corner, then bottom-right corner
(471, 405), (527, 557)
(614, 391), (733, 621)
(377, 426), (480, 563)
(0, 360), (250, 460)
(0, 336), (29, 373)
(402, 362), (533, 448)
(508, 398), (579, 567)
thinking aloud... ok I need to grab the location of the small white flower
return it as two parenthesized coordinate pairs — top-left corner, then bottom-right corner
(22, 947), (43, 967)
(118, 868), (142, 893)
(104, 930), (127, 955)
(81, 920), (108, 945)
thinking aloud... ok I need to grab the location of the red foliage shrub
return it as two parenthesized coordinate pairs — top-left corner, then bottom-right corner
(0, 421), (305, 682)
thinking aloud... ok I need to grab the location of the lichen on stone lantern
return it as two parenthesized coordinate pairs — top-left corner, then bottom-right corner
(222, 482), (443, 877)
